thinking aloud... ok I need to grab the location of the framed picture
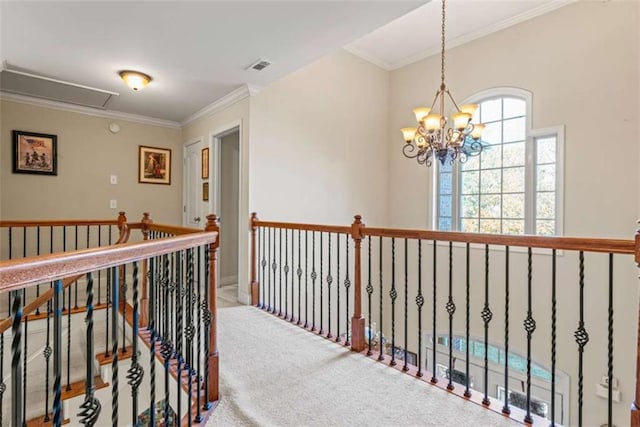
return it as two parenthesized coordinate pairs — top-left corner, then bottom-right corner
(12, 130), (57, 175)
(201, 147), (209, 179)
(202, 182), (209, 201)
(139, 145), (171, 185)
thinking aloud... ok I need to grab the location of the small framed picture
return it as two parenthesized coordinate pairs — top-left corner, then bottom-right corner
(202, 182), (209, 201)
(12, 130), (57, 175)
(139, 145), (171, 185)
(201, 147), (209, 179)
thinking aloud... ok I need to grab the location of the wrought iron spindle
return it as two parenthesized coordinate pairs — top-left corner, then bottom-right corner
(111, 266), (120, 426)
(327, 233), (333, 339)
(36, 226), (41, 315)
(279, 229), (283, 316)
(269, 228), (275, 313)
(98, 227), (102, 305)
(366, 236), (373, 356)
(161, 255), (172, 426)
(203, 245), (212, 411)
(127, 263), (143, 426)
(11, 291), (23, 427)
(284, 229), (289, 319)
(403, 239), (408, 371)
(23, 314), (28, 424)
(502, 246), (510, 414)
(186, 248), (196, 427)
(390, 238), (396, 366)
(336, 233), (341, 342)
(259, 228), (266, 309)
(122, 264), (127, 354)
(464, 242), (471, 397)
(607, 253), (614, 426)
(149, 256), (157, 426)
(267, 228), (272, 311)
(574, 251), (589, 426)
(429, 240), (438, 383)
(53, 280), (63, 427)
(67, 280), (72, 391)
(311, 231), (317, 331)
(75, 226), (79, 309)
(297, 230), (302, 325)
(523, 247), (536, 424)
(446, 242), (456, 389)
(176, 251), (184, 423)
(481, 244), (492, 405)
(416, 240), (424, 376)
(345, 234), (351, 346)
(105, 264), (110, 357)
(378, 236), (384, 362)
(78, 272), (101, 426)
(0, 333), (4, 426)
(319, 232), (324, 335)
(304, 231), (309, 328)
(44, 300), (51, 422)
(551, 249), (557, 426)
(195, 246), (203, 423)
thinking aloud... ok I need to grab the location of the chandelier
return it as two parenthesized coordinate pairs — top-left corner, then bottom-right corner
(401, 0), (485, 166)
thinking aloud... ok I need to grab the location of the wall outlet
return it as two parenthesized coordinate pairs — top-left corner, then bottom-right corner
(110, 174), (118, 184)
(110, 200), (117, 209)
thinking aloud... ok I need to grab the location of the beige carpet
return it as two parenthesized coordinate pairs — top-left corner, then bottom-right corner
(207, 306), (519, 427)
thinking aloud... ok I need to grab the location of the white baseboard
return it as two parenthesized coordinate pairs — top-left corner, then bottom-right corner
(220, 275), (238, 286)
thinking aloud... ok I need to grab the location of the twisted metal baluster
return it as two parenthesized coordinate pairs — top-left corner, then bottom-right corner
(78, 272), (102, 426)
(390, 238), (397, 366)
(259, 228), (265, 309)
(53, 280), (63, 427)
(98, 227), (102, 305)
(196, 247), (203, 423)
(464, 243), (471, 397)
(403, 239), (408, 371)
(319, 233), (324, 335)
(186, 249), (196, 427)
(111, 266), (120, 427)
(304, 231), (309, 328)
(74, 226), (79, 309)
(271, 228), (276, 313)
(446, 241), (456, 389)
(36, 227), (41, 315)
(416, 240), (424, 377)
(66, 280), (72, 391)
(297, 230), (303, 325)
(378, 236), (384, 362)
(161, 255), (172, 426)
(0, 333), (4, 426)
(23, 314), (28, 424)
(284, 229), (289, 319)
(279, 229), (283, 317)
(127, 263), (143, 426)
(345, 235), (351, 346)
(176, 251), (184, 423)
(551, 249), (557, 426)
(311, 232), (317, 331)
(149, 257), (157, 426)
(431, 240), (437, 384)
(268, 228), (273, 311)
(43, 299), (52, 422)
(366, 236), (373, 356)
(481, 244), (492, 405)
(121, 264), (127, 354)
(336, 234), (341, 342)
(11, 291), (23, 427)
(607, 253), (614, 427)
(502, 246), (510, 414)
(203, 245), (212, 411)
(327, 233), (333, 339)
(574, 252), (589, 426)
(523, 247), (536, 424)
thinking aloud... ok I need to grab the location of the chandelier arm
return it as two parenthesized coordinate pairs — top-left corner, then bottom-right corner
(430, 89), (441, 112)
(402, 143), (421, 159)
(445, 89), (462, 112)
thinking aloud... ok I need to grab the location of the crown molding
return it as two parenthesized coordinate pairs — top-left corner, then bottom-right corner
(181, 83), (261, 127)
(343, 46), (393, 71)
(0, 91), (182, 129)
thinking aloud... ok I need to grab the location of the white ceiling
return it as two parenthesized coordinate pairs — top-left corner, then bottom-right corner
(346, 0), (575, 70)
(0, 1), (425, 123)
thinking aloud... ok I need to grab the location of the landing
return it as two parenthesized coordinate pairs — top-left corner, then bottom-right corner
(207, 306), (519, 427)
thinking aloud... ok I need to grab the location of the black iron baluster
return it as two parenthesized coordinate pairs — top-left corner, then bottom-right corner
(523, 247), (536, 424)
(366, 236), (373, 356)
(127, 263), (143, 426)
(576, 253), (590, 425)
(270, 228), (275, 313)
(62, 227), (67, 311)
(416, 240), (424, 377)
(23, 314), (28, 425)
(279, 229), (283, 316)
(98, 226), (102, 305)
(105, 263), (110, 357)
(378, 236), (384, 362)
(297, 230), (303, 325)
(11, 291), (23, 427)
(149, 256), (157, 426)
(161, 254), (172, 426)
(196, 246), (203, 423)
(74, 225), (79, 309)
(502, 246), (510, 414)
(284, 229), (289, 319)
(176, 251), (184, 423)
(122, 264), (127, 354)
(53, 279), (63, 427)
(327, 233), (333, 339)
(345, 234), (351, 346)
(319, 232), (324, 335)
(260, 228), (267, 309)
(464, 243), (471, 397)
(607, 253), (614, 427)
(311, 232), (317, 331)
(481, 244), (492, 405)
(403, 239), (408, 371)
(186, 249), (196, 427)
(0, 333), (4, 426)
(446, 241), (455, 389)
(66, 279), (72, 391)
(336, 233), (341, 342)
(304, 231), (309, 328)
(36, 226), (41, 315)
(78, 272), (101, 426)
(44, 300), (52, 422)
(551, 249), (557, 426)
(111, 266), (120, 426)
(431, 240), (437, 383)
(203, 245), (212, 411)
(390, 238), (396, 366)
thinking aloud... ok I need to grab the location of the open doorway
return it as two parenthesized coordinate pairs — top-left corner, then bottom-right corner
(218, 130), (240, 287)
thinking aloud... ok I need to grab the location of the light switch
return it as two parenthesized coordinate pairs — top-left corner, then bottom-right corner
(110, 200), (117, 209)
(110, 175), (118, 184)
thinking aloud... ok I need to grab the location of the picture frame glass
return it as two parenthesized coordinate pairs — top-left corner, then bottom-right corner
(13, 130), (57, 175)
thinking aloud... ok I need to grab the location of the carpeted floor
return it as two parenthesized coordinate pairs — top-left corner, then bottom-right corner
(207, 306), (519, 427)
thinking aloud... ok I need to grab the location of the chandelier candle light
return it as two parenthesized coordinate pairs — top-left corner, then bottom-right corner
(401, 0), (485, 166)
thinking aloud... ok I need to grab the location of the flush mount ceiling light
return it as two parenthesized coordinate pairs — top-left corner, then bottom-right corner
(118, 70), (152, 91)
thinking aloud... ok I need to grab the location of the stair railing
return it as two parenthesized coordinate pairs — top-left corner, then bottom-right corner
(250, 212), (638, 427)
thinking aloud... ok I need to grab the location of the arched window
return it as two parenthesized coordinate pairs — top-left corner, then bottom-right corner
(435, 88), (563, 235)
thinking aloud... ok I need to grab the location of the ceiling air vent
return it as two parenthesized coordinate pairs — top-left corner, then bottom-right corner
(246, 59), (271, 71)
(0, 62), (118, 109)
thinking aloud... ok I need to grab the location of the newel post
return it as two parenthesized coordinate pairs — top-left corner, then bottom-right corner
(206, 214), (220, 402)
(632, 224), (640, 427)
(139, 212), (153, 328)
(350, 214), (366, 352)
(250, 212), (259, 306)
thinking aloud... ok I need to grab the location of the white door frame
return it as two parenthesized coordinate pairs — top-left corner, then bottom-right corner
(182, 136), (204, 227)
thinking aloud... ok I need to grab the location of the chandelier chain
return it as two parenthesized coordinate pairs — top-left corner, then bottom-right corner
(441, 0), (446, 86)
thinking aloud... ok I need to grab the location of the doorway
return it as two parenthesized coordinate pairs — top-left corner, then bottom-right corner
(183, 138), (203, 228)
(214, 129), (240, 288)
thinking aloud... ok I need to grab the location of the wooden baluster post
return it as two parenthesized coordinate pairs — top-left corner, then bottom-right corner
(206, 214), (220, 402)
(632, 224), (640, 427)
(350, 215), (366, 352)
(250, 212), (259, 306)
(139, 212), (152, 328)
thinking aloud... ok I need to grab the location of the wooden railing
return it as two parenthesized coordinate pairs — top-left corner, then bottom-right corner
(249, 212), (639, 427)
(0, 213), (220, 426)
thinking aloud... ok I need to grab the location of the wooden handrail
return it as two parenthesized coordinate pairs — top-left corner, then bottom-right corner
(254, 220), (350, 234)
(0, 219), (119, 227)
(0, 231), (218, 292)
(147, 223), (204, 235)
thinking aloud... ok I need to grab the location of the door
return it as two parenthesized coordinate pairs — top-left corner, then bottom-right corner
(183, 139), (203, 228)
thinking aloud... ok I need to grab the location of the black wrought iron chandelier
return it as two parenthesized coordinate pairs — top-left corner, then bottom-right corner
(401, 0), (485, 166)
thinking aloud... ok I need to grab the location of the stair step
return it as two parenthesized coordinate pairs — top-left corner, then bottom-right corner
(95, 345), (134, 365)
(61, 375), (109, 401)
(25, 414), (70, 426)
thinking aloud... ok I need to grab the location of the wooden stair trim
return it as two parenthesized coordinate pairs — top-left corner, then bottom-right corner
(95, 345), (134, 366)
(61, 375), (108, 401)
(25, 414), (70, 426)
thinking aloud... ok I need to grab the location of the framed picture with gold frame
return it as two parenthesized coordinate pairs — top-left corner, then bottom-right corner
(203, 182), (209, 201)
(201, 147), (209, 179)
(139, 145), (171, 185)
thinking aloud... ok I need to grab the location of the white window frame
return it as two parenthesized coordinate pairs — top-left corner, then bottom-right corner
(431, 87), (564, 236)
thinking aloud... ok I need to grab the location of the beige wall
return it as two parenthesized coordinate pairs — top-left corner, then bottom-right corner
(0, 100), (183, 223)
(385, 2), (639, 425)
(249, 49), (390, 226)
